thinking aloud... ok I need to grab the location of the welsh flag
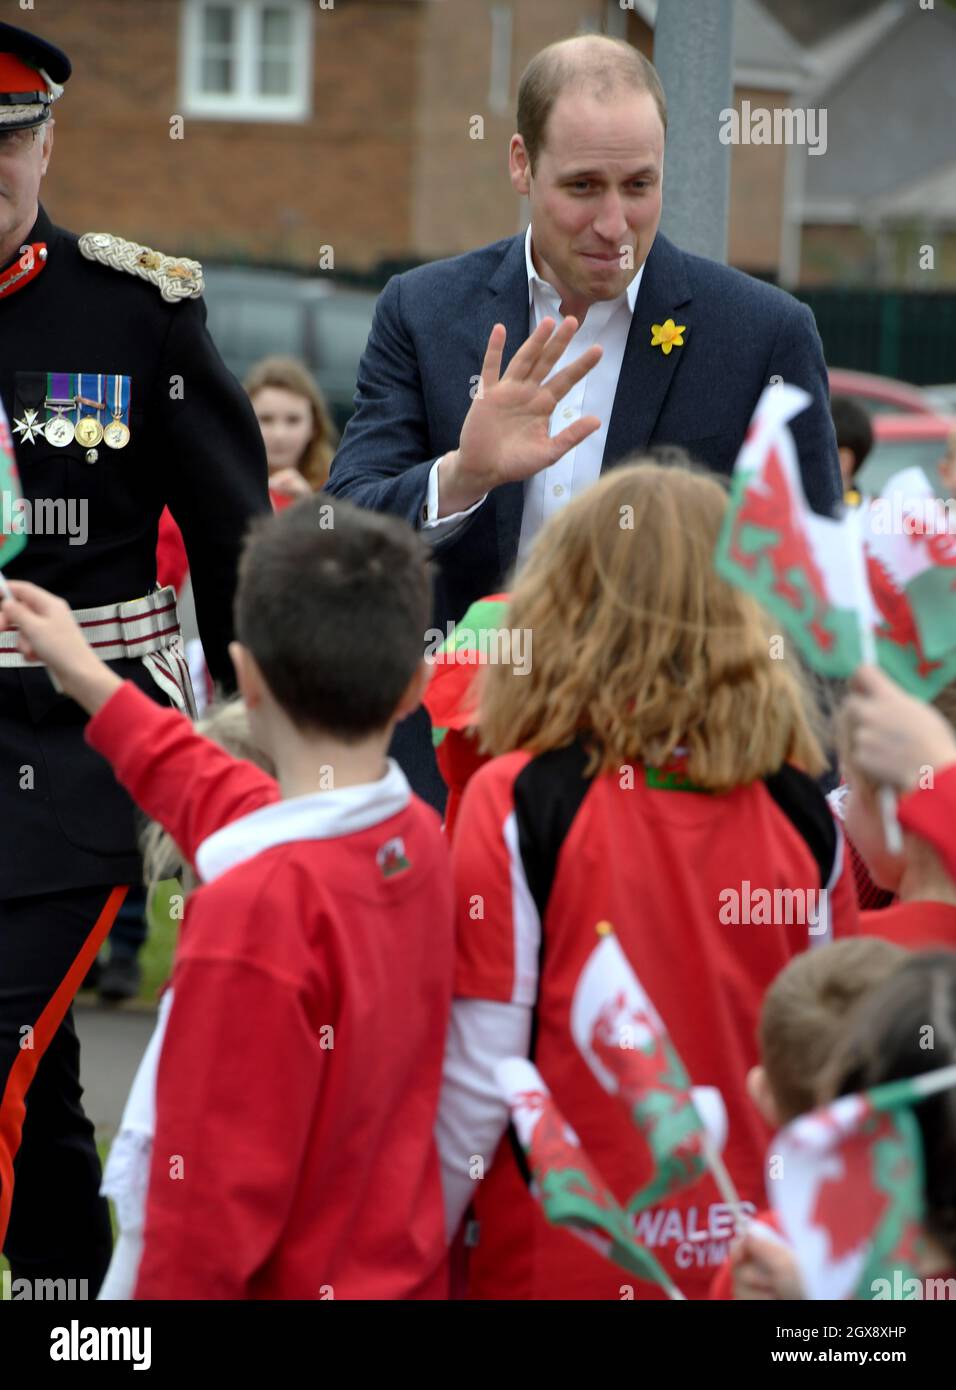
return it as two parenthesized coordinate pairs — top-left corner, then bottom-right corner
(768, 1063), (956, 1299)
(495, 1056), (685, 1299)
(863, 467), (956, 686)
(569, 927), (723, 1213)
(714, 385), (956, 699)
(0, 395), (27, 568)
(714, 384), (869, 678)
(422, 593), (510, 747)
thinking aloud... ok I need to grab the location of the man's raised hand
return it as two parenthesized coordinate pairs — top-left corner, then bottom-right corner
(437, 317), (603, 516)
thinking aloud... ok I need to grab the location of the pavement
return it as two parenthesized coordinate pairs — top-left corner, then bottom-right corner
(74, 1000), (157, 1146)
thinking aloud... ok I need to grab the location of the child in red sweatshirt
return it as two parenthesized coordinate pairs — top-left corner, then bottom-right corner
(708, 937), (905, 1299)
(843, 667), (956, 945)
(437, 463), (858, 1302)
(0, 498), (453, 1300)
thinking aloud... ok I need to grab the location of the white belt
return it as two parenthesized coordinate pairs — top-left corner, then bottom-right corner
(0, 585), (199, 718)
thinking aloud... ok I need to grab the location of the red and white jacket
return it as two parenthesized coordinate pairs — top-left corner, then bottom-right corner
(87, 682), (453, 1300)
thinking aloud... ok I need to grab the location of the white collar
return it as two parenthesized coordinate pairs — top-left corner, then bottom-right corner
(196, 758), (412, 884)
(524, 224), (643, 315)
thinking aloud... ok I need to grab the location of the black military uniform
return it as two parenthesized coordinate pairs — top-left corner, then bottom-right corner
(0, 22), (269, 1291)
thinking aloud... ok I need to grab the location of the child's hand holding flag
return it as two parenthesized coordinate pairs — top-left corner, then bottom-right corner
(845, 664), (956, 792)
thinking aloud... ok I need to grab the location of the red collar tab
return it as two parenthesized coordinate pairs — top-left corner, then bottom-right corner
(0, 241), (47, 299)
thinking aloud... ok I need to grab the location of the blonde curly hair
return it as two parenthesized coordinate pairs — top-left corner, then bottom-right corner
(479, 458), (828, 788)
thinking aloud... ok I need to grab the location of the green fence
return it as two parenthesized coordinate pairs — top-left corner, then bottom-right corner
(796, 289), (956, 386)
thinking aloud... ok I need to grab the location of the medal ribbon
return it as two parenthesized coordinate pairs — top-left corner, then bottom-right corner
(44, 372), (77, 426)
(109, 374), (131, 427)
(78, 372), (105, 422)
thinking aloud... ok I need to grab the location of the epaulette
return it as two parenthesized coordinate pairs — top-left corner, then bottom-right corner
(78, 232), (204, 303)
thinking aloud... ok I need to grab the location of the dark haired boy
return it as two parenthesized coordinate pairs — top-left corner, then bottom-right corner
(0, 497), (453, 1300)
(830, 396), (873, 504)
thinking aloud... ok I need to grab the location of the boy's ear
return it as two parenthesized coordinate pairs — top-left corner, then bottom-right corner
(229, 641), (264, 710)
(393, 659), (431, 723)
(746, 1065), (781, 1129)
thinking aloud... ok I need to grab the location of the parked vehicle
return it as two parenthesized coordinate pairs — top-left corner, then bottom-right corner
(925, 384), (956, 415)
(200, 265), (377, 434)
(857, 414), (956, 496)
(827, 368), (938, 417)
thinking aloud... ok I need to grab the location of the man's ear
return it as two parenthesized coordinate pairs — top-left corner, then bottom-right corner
(39, 120), (54, 176)
(229, 640), (264, 710)
(393, 659), (430, 723)
(509, 133), (532, 197)
(746, 1065), (781, 1129)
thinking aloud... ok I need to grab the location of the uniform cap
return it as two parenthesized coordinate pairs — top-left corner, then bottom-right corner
(0, 22), (70, 132)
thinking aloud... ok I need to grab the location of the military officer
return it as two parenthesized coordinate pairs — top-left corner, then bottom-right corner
(0, 21), (270, 1292)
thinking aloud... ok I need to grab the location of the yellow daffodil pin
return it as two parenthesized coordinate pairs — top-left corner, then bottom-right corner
(650, 318), (686, 355)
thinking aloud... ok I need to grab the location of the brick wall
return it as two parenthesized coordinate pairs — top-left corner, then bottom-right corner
(725, 86), (790, 275)
(411, 0), (613, 258)
(24, 0), (792, 277)
(32, 0), (424, 270)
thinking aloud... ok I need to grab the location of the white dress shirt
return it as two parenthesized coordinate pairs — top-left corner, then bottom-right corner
(423, 226), (643, 568)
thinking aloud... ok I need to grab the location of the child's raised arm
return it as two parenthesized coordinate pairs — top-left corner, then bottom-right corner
(0, 579), (123, 713)
(845, 665), (956, 885)
(0, 581), (277, 866)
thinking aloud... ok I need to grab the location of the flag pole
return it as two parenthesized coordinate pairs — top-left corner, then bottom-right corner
(702, 1135), (742, 1214)
(848, 505), (903, 854)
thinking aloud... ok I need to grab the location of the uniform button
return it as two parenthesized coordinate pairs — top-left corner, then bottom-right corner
(562, 407), (574, 420)
(553, 484), (565, 498)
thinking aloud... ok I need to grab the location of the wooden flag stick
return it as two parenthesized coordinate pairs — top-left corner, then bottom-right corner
(848, 506), (904, 854)
(703, 1135), (743, 1218)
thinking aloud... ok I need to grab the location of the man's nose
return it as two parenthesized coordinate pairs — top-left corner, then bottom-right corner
(591, 194), (629, 245)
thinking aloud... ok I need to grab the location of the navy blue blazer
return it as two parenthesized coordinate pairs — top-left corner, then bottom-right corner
(328, 231), (841, 805)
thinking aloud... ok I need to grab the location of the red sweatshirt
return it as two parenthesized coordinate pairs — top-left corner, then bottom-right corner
(87, 682), (453, 1300)
(861, 900), (956, 950)
(450, 743), (858, 1300)
(900, 765), (956, 884)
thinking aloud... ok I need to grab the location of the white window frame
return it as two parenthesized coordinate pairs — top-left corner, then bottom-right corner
(180, 0), (313, 122)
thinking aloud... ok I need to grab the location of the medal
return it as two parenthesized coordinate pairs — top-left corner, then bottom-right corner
(76, 374), (106, 453)
(44, 410), (75, 447)
(103, 418), (130, 449)
(43, 373), (78, 447)
(13, 407), (45, 445)
(75, 416), (104, 447)
(103, 373), (131, 449)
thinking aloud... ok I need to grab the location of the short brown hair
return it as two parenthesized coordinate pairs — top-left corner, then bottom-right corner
(517, 36), (667, 173)
(760, 939), (906, 1122)
(820, 952), (956, 1265)
(244, 355), (339, 490)
(478, 460), (827, 787)
(235, 496), (431, 739)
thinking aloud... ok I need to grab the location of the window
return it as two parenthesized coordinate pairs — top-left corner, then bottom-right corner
(181, 0), (312, 120)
